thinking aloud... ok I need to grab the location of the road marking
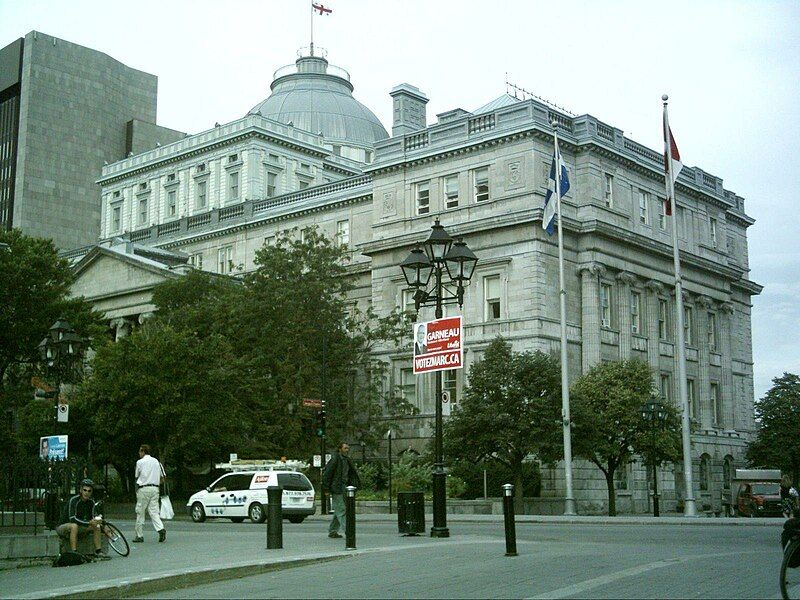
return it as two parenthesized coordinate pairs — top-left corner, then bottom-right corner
(527, 550), (761, 599)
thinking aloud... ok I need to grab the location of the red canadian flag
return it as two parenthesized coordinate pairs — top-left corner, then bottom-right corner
(312, 2), (332, 15)
(662, 109), (683, 216)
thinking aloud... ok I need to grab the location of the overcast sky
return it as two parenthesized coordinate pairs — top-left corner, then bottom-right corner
(1, 0), (798, 400)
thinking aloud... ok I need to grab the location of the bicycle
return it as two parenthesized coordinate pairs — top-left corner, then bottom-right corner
(93, 499), (130, 557)
(780, 518), (800, 599)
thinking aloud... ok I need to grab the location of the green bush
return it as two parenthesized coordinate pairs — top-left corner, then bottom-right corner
(448, 459), (541, 499)
(357, 462), (380, 492)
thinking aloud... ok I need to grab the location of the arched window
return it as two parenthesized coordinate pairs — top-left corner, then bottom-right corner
(699, 454), (711, 491)
(723, 456), (734, 490)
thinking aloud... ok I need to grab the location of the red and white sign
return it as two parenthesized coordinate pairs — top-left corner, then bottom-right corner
(412, 316), (464, 374)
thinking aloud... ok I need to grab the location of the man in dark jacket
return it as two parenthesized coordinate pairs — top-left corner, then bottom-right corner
(56, 478), (108, 559)
(322, 442), (360, 538)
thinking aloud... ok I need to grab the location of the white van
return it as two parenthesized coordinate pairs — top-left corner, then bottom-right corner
(187, 470), (316, 524)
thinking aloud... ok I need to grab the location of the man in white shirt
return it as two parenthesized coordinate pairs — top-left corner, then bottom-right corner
(133, 444), (166, 543)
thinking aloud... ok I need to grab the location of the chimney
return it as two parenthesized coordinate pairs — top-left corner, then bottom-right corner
(389, 84), (428, 137)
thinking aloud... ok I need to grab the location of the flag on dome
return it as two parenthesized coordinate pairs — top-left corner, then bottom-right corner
(312, 2), (332, 14)
(662, 119), (683, 216)
(542, 144), (570, 235)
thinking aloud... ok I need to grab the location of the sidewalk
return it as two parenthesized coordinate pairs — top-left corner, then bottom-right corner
(0, 513), (782, 598)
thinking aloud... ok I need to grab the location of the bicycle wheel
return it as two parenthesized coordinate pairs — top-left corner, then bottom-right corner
(780, 538), (800, 599)
(103, 521), (130, 557)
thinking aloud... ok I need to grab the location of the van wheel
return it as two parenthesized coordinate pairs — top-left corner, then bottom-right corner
(191, 502), (206, 523)
(249, 503), (266, 524)
(287, 516), (305, 524)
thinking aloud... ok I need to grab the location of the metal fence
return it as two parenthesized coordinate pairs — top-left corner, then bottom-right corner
(0, 456), (93, 534)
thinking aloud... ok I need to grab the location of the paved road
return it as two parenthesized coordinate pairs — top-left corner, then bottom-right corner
(137, 520), (782, 599)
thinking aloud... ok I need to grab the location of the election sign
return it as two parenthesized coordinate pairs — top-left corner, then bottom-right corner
(39, 435), (68, 460)
(412, 316), (463, 374)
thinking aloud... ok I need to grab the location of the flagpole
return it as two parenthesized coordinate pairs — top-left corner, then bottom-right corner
(662, 94), (697, 517)
(310, 2), (315, 56)
(553, 122), (576, 516)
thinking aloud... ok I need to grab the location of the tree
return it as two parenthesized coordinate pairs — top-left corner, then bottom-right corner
(746, 372), (800, 484)
(78, 322), (247, 494)
(571, 359), (680, 516)
(443, 337), (562, 509)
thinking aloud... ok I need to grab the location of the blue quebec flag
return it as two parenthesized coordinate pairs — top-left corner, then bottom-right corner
(542, 145), (570, 235)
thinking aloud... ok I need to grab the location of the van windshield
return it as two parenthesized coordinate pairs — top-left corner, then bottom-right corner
(751, 483), (779, 495)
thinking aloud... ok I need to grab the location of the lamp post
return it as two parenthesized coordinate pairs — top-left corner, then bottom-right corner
(400, 218), (478, 538)
(640, 398), (668, 517)
(38, 319), (84, 430)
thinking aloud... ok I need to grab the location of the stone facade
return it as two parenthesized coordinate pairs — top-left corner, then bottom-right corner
(68, 50), (760, 514)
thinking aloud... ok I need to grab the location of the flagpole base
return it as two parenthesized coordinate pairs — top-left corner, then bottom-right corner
(563, 498), (577, 516)
(682, 498), (698, 517)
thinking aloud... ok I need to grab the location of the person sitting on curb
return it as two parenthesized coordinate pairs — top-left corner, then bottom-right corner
(56, 478), (109, 560)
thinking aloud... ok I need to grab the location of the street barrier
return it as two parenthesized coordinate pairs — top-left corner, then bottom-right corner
(502, 483), (518, 556)
(266, 486), (283, 549)
(345, 485), (356, 550)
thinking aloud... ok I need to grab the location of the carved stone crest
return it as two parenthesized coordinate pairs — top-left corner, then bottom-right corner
(382, 191), (396, 217)
(506, 159), (524, 190)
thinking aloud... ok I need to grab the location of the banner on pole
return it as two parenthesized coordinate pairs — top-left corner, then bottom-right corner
(412, 316), (463, 374)
(39, 435), (68, 460)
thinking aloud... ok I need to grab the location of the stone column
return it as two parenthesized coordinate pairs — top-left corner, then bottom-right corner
(110, 318), (132, 342)
(695, 296), (713, 429)
(719, 301), (735, 430)
(580, 263), (605, 370)
(615, 272), (637, 360)
(644, 280), (664, 385)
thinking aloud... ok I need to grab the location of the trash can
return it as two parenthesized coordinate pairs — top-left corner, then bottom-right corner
(397, 491), (425, 535)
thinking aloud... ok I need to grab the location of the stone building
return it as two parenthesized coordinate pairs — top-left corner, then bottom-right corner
(0, 31), (184, 250)
(67, 47), (760, 514)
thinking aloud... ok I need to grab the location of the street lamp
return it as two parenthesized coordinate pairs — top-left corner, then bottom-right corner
(400, 218), (478, 538)
(640, 398), (668, 517)
(38, 318), (84, 414)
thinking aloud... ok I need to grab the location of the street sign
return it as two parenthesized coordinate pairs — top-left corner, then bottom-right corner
(39, 435), (68, 460)
(313, 454), (321, 467)
(230, 453), (238, 462)
(303, 398), (323, 408)
(441, 390), (451, 416)
(412, 316), (463, 374)
(57, 402), (69, 423)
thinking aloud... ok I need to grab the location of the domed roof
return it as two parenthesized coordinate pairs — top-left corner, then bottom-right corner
(248, 55), (388, 148)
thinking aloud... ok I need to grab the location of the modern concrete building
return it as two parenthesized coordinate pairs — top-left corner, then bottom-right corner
(67, 46), (761, 514)
(0, 31), (185, 250)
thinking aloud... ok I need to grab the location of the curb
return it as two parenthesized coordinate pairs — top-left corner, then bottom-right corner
(18, 554), (350, 599)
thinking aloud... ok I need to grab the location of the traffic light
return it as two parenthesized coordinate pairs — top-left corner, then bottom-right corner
(315, 409), (326, 438)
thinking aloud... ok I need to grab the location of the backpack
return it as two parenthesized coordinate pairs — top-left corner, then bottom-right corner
(53, 551), (90, 567)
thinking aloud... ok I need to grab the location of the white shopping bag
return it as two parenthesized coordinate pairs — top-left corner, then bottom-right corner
(160, 494), (175, 520)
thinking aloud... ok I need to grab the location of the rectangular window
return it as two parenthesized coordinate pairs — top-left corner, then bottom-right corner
(443, 369), (458, 405)
(687, 379), (697, 421)
(600, 283), (612, 328)
(484, 275), (501, 321)
(196, 163), (206, 173)
(615, 464), (629, 491)
(444, 175), (459, 209)
(111, 205), (121, 232)
(402, 289), (416, 315)
(660, 373), (671, 402)
(604, 173), (613, 208)
(474, 167), (489, 202)
(166, 173), (176, 182)
(228, 153), (238, 163)
(336, 220), (350, 246)
(299, 162), (311, 172)
(167, 190), (177, 217)
(298, 179), (309, 190)
(630, 291), (642, 334)
(266, 172), (277, 197)
(189, 252), (203, 269)
(139, 182), (148, 190)
(264, 235), (275, 247)
(684, 306), (693, 346)
(658, 198), (667, 230)
(268, 153), (280, 163)
(658, 298), (668, 340)
(707, 312), (717, 350)
(228, 172), (239, 201)
(138, 198), (148, 226)
(401, 368), (416, 408)
(218, 246), (233, 274)
(639, 190), (650, 225)
(710, 382), (721, 426)
(196, 180), (207, 209)
(300, 228), (309, 243)
(710, 217), (718, 247)
(416, 181), (430, 216)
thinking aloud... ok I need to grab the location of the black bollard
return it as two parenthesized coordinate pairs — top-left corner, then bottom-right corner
(266, 485), (283, 549)
(502, 483), (517, 557)
(345, 485), (356, 550)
